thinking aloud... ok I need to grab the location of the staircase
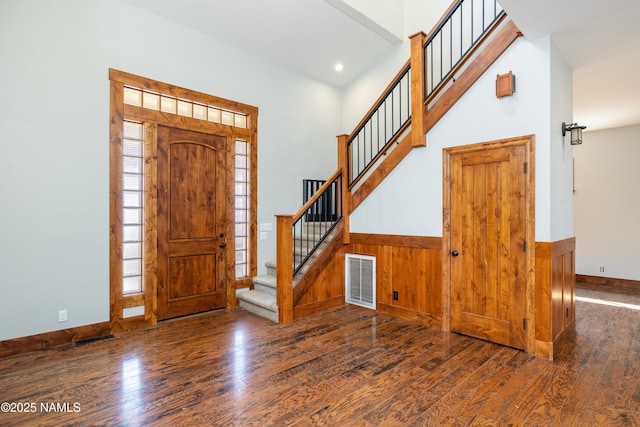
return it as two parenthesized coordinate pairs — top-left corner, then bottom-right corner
(238, 0), (520, 324)
(238, 222), (340, 322)
(237, 261), (278, 323)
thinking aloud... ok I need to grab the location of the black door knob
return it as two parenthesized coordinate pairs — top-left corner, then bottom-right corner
(219, 242), (226, 248)
(451, 250), (459, 257)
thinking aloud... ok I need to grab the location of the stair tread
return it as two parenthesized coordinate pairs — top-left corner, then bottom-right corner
(237, 290), (278, 312)
(252, 274), (276, 289)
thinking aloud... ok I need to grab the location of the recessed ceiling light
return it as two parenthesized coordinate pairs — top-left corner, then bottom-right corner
(334, 63), (344, 72)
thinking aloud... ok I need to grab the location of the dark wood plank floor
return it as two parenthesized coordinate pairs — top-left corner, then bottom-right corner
(1, 283), (639, 426)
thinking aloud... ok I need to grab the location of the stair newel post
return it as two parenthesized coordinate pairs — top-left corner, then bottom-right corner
(276, 214), (294, 323)
(337, 134), (350, 245)
(410, 31), (427, 147)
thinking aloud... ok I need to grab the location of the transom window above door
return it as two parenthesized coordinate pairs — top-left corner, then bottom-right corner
(123, 86), (249, 129)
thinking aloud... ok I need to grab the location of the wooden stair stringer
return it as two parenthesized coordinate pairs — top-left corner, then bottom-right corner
(292, 222), (345, 306)
(423, 19), (523, 131)
(350, 132), (414, 212)
(349, 20), (522, 214)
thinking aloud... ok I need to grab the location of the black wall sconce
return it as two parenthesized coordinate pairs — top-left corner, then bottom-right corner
(562, 122), (586, 145)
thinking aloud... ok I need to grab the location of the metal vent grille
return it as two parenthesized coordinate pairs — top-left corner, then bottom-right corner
(345, 254), (376, 309)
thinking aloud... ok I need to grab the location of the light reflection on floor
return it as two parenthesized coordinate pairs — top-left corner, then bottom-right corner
(576, 295), (640, 311)
(232, 328), (248, 396)
(121, 356), (142, 424)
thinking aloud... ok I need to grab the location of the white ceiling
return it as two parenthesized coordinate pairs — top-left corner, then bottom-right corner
(123, 0), (640, 132)
(121, 0), (400, 88)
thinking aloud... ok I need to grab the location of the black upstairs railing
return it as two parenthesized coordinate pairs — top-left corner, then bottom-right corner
(293, 173), (343, 275)
(302, 179), (339, 222)
(424, 0), (504, 99)
(277, 0), (515, 323)
(346, 0), (504, 189)
(347, 64), (412, 187)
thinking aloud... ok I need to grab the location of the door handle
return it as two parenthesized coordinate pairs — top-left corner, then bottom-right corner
(219, 242), (226, 248)
(451, 250), (459, 257)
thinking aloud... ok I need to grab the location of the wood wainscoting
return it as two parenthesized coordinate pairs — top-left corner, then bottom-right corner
(535, 237), (576, 359)
(349, 233), (443, 328)
(292, 230), (348, 320)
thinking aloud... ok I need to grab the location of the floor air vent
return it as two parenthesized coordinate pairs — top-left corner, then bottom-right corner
(75, 334), (115, 346)
(345, 254), (376, 309)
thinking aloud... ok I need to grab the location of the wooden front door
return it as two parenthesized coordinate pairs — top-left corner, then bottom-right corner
(157, 126), (227, 320)
(448, 143), (527, 350)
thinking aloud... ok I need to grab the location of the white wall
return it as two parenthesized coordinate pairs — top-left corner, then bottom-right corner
(549, 40), (575, 241)
(574, 125), (640, 281)
(0, 0), (340, 341)
(349, 36), (574, 242)
(340, 0), (451, 132)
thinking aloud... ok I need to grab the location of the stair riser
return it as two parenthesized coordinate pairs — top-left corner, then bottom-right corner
(239, 300), (279, 323)
(254, 283), (276, 296)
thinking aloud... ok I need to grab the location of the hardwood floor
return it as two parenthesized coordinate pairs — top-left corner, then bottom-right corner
(1, 282), (639, 426)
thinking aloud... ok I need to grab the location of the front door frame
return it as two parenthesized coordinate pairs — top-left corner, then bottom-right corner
(442, 135), (535, 354)
(156, 126), (229, 320)
(109, 69), (258, 333)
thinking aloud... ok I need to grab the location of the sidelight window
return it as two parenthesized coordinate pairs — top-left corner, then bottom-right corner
(235, 139), (250, 279)
(122, 120), (144, 294)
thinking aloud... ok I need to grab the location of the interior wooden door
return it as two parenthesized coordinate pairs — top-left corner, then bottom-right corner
(449, 144), (527, 350)
(157, 126), (227, 320)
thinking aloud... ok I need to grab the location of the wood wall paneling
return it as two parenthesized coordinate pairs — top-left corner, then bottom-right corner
(295, 244), (346, 308)
(534, 237), (576, 359)
(348, 234), (443, 328)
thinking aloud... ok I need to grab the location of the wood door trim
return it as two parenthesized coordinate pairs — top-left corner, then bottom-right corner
(109, 70), (258, 333)
(109, 69), (258, 118)
(442, 135), (535, 354)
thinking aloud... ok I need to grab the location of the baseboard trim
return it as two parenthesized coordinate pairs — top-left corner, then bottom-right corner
(293, 296), (345, 319)
(377, 302), (441, 329)
(0, 321), (111, 359)
(576, 274), (640, 291)
(533, 320), (576, 361)
(553, 319), (576, 359)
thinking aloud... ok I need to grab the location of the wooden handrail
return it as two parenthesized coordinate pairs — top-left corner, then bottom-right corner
(345, 60), (411, 140)
(347, 120), (412, 190)
(275, 0), (518, 325)
(423, 19), (521, 131)
(425, 11), (507, 106)
(292, 168), (342, 223)
(426, 0), (463, 41)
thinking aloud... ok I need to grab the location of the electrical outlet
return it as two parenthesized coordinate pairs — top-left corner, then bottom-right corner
(260, 223), (273, 232)
(393, 291), (399, 300)
(600, 266), (605, 272)
(259, 232), (268, 241)
(58, 310), (68, 323)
